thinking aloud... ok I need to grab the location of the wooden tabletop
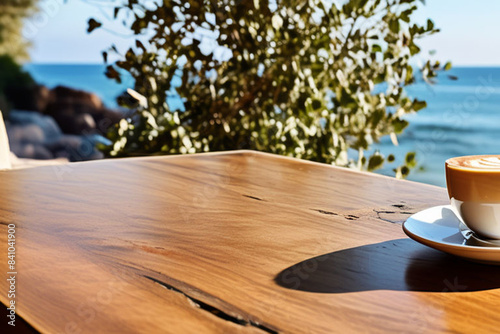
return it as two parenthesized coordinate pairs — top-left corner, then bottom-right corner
(2, 150), (500, 333)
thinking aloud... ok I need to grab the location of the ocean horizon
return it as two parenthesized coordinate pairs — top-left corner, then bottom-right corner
(22, 64), (500, 187)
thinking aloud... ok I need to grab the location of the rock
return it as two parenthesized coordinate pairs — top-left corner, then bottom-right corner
(5, 84), (125, 136)
(4, 85), (50, 112)
(43, 85), (124, 135)
(8, 110), (62, 142)
(6, 123), (46, 144)
(9, 142), (54, 160)
(5, 110), (105, 162)
(3, 84), (126, 162)
(36, 85), (51, 111)
(6, 111), (62, 159)
(50, 112), (96, 135)
(50, 86), (103, 110)
(46, 134), (104, 162)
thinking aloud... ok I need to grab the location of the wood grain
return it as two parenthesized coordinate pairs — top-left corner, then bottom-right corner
(1, 150), (498, 333)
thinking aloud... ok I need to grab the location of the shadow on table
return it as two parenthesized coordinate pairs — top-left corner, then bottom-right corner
(2, 302), (39, 333)
(275, 238), (500, 293)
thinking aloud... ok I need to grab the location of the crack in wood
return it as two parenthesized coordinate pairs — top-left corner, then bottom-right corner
(143, 275), (278, 334)
(373, 206), (415, 224)
(373, 209), (399, 223)
(242, 194), (266, 201)
(314, 209), (338, 216)
(391, 203), (413, 211)
(312, 209), (359, 221)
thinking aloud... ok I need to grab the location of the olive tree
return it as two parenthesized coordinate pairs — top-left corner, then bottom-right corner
(0, 0), (36, 61)
(90, 0), (449, 176)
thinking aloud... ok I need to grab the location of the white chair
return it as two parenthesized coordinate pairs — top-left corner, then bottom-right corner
(0, 110), (12, 170)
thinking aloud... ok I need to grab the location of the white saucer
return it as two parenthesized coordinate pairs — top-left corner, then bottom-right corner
(403, 205), (500, 265)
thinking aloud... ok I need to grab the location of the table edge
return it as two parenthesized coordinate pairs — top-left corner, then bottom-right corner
(0, 149), (445, 192)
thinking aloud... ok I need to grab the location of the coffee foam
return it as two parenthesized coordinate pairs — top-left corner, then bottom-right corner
(448, 155), (500, 170)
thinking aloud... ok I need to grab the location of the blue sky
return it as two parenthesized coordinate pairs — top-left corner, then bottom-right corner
(27, 0), (500, 66)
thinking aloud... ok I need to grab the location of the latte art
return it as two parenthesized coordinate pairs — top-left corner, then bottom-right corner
(448, 155), (500, 170)
(462, 157), (500, 169)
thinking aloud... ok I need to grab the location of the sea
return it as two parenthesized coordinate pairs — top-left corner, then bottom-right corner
(23, 64), (500, 188)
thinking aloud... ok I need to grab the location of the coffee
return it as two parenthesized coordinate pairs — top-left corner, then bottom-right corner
(446, 155), (500, 203)
(447, 155), (500, 169)
(446, 155), (500, 239)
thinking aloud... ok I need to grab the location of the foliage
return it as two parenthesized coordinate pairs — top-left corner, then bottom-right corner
(0, 54), (35, 114)
(91, 0), (450, 175)
(0, 0), (36, 61)
(0, 55), (35, 92)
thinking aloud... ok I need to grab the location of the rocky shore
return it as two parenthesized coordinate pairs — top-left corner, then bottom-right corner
(4, 85), (126, 161)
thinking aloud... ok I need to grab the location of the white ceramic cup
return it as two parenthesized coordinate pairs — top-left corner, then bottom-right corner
(446, 155), (500, 240)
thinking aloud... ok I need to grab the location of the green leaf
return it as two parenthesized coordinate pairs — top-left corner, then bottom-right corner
(427, 19), (434, 31)
(405, 152), (416, 167)
(412, 99), (427, 111)
(394, 165), (410, 179)
(409, 43), (420, 56)
(389, 19), (399, 34)
(406, 65), (413, 83)
(392, 118), (409, 133)
(105, 65), (121, 84)
(444, 61), (452, 71)
(367, 154), (384, 171)
(400, 7), (415, 23)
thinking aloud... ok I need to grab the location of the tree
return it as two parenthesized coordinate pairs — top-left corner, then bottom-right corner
(0, 0), (37, 61)
(0, 0), (37, 113)
(0, 54), (36, 113)
(91, 0), (450, 176)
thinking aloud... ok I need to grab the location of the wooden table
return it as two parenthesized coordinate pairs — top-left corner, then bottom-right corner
(2, 150), (500, 333)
